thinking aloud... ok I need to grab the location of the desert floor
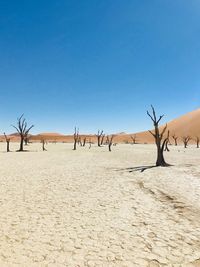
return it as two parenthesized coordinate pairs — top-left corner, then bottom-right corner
(0, 143), (200, 267)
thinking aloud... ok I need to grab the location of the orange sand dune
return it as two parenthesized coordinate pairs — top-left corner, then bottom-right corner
(1, 109), (199, 144)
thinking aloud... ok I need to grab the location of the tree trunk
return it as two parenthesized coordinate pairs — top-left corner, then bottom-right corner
(7, 141), (10, 152)
(19, 137), (24, 151)
(156, 147), (167, 166)
(73, 140), (77, 150)
(109, 144), (112, 152)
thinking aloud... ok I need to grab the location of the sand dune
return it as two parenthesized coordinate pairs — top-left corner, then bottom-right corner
(1, 109), (199, 145)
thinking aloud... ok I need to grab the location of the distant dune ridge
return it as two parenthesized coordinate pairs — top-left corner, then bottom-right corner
(0, 109), (199, 144)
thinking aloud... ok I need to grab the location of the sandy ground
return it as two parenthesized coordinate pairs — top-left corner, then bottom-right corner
(0, 142), (200, 267)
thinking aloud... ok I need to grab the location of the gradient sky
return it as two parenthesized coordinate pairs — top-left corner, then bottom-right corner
(0, 0), (200, 134)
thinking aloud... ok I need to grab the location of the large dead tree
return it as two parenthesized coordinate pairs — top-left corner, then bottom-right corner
(73, 127), (79, 150)
(4, 133), (10, 152)
(195, 136), (200, 148)
(107, 135), (115, 152)
(172, 134), (178, 146)
(147, 105), (169, 167)
(12, 114), (34, 151)
(96, 130), (104, 147)
(182, 136), (191, 148)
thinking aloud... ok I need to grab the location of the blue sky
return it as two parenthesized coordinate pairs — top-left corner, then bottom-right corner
(0, 0), (200, 134)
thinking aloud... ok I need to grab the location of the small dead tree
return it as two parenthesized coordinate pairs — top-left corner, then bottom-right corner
(73, 127), (79, 150)
(41, 139), (47, 151)
(101, 134), (105, 145)
(164, 131), (170, 152)
(172, 134), (178, 146)
(83, 137), (86, 147)
(107, 135), (115, 152)
(89, 138), (92, 149)
(78, 136), (82, 146)
(4, 132), (10, 152)
(182, 136), (191, 148)
(12, 114), (34, 152)
(195, 136), (200, 148)
(130, 134), (137, 144)
(24, 135), (30, 145)
(147, 105), (169, 167)
(96, 130), (104, 147)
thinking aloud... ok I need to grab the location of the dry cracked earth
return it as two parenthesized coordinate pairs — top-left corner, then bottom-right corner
(0, 143), (199, 267)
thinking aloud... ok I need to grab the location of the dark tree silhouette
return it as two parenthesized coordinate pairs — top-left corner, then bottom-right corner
(89, 138), (92, 149)
(73, 127), (79, 150)
(12, 114), (34, 151)
(164, 131), (170, 152)
(101, 134), (105, 145)
(195, 136), (200, 148)
(41, 139), (47, 151)
(4, 133), (10, 152)
(24, 134), (31, 145)
(130, 134), (137, 144)
(96, 130), (104, 147)
(172, 134), (178, 146)
(78, 136), (82, 146)
(83, 137), (86, 147)
(107, 135), (115, 152)
(147, 105), (169, 167)
(182, 136), (191, 148)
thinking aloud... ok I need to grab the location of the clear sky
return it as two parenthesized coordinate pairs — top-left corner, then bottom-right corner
(0, 0), (200, 134)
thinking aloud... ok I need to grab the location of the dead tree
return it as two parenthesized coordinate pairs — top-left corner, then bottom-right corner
(4, 132), (10, 152)
(195, 137), (200, 148)
(172, 134), (178, 146)
(107, 135), (115, 152)
(73, 127), (79, 150)
(130, 134), (137, 144)
(12, 114), (34, 152)
(41, 139), (47, 151)
(78, 136), (82, 146)
(24, 135), (30, 145)
(101, 134), (105, 145)
(83, 137), (86, 147)
(182, 136), (191, 148)
(147, 105), (169, 167)
(96, 130), (104, 147)
(164, 131), (170, 152)
(89, 138), (92, 149)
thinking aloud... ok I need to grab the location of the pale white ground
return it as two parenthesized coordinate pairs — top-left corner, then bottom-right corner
(0, 142), (200, 267)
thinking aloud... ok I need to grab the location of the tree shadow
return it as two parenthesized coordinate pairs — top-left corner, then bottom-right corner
(117, 164), (172, 173)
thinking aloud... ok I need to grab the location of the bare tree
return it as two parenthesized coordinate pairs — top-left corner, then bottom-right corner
(182, 136), (191, 148)
(107, 135), (115, 152)
(24, 135), (30, 146)
(96, 130), (104, 147)
(83, 137), (86, 147)
(195, 136), (200, 148)
(41, 139), (47, 151)
(12, 114), (34, 151)
(78, 136), (82, 146)
(130, 134), (137, 144)
(101, 134), (105, 145)
(172, 134), (178, 146)
(147, 105), (169, 167)
(4, 132), (10, 152)
(73, 127), (79, 150)
(89, 138), (92, 149)
(164, 131), (170, 152)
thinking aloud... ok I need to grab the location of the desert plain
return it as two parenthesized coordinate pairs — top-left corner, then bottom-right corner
(0, 142), (199, 267)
